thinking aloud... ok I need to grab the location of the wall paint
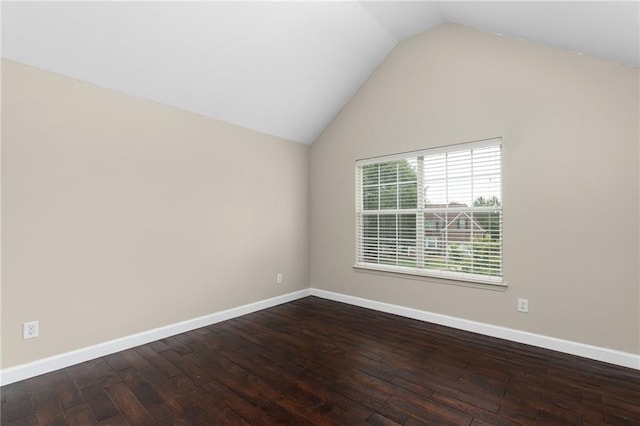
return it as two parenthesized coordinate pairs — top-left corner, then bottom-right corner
(310, 24), (640, 355)
(2, 22), (639, 370)
(1, 59), (309, 368)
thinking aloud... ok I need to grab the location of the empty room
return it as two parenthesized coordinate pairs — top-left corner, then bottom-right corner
(1, 1), (639, 425)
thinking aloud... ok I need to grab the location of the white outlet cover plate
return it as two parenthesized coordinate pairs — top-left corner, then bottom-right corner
(518, 298), (529, 313)
(23, 321), (39, 339)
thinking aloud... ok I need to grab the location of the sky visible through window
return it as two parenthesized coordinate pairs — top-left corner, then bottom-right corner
(423, 146), (501, 207)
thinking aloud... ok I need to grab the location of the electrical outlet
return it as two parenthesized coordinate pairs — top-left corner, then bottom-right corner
(517, 298), (529, 313)
(23, 321), (39, 339)
(276, 273), (283, 284)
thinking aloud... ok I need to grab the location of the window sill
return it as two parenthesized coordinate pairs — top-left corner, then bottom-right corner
(352, 264), (507, 292)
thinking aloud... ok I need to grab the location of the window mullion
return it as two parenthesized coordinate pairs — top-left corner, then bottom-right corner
(355, 166), (362, 263)
(444, 152), (449, 271)
(416, 157), (425, 268)
(377, 166), (381, 262)
(470, 148), (475, 274)
(396, 164), (399, 265)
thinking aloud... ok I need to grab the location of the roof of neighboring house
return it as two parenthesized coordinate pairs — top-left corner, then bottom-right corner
(423, 203), (487, 233)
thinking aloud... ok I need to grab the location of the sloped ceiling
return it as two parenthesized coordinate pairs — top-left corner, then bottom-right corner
(2, 1), (638, 145)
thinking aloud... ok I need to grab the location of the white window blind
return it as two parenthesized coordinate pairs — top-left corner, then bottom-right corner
(355, 138), (503, 285)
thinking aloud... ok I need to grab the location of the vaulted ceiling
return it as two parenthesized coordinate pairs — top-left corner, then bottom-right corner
(2, 1), (638, 145)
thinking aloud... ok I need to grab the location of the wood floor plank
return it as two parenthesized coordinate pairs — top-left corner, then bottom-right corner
(30, 388), (66, 426)
(2, 296), (639, 425)
(103, 353), (131, 372)
(134, 346), (182, 378)
(135, 366), (199, 422)
(81, 383), (120, 421)
(366, 412), (403, 426)
(65, 361), (100, 390)
(64, 402), (98, 425)
(119, 348), (151, 371)
(89, 360), (121, 387)
(4, 381), (36, 423)
(7, 413), (39, 426)
(386, 394), (472, 426)
(103, 382), (155, 425)
(96, 413), (130, 425)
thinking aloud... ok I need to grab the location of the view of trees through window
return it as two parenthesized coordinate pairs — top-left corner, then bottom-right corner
(357, 141), (502, 281)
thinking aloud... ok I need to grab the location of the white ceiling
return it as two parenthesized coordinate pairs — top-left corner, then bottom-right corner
(2, 1), (639, 145)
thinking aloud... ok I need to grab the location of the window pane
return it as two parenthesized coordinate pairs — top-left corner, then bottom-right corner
(425, 237), (445, 269)
(380, 214), (397, 240)
(380, 162), (398, 184)
(470, 236), (501, 276)
(472, 176), (501, 206)
(447, 150), (471, 179)
(448, 177), (472, 207)
(363, 214), (378, 239)
(473, 195), (501, 207)
(398, 242), (416, 267)
(399, 214), (416, 240)
(472, 145), (501, 206)
(380, 185), (398, 209)
(399, 183), (417, 209)
(363, 164), (379, 186)
(362, 238), (379, 263)
(398, 160), (417, 182)
(363, 186), (379, 210)
(424, 211), (444, 269)
(448, 241), (471, 273)
(447, 148), (472, 206)
(379, 242), (397, 265)
(473, 210), (502, 239)
(424, 153), (447, 206)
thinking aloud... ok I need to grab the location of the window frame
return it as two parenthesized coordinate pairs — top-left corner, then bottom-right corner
(354, 138), (504, 287)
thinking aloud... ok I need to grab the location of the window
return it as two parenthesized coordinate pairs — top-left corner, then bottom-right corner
(355, 138), (503, 285)
(426, 237), (440, 250)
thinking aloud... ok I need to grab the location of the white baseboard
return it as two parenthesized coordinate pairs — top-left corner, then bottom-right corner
(309, 288), (640, 371)
(0, 289), (311, 386)
(3, 286), (638, 386)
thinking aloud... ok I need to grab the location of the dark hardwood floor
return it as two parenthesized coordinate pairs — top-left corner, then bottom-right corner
(2, 296), (639, 425)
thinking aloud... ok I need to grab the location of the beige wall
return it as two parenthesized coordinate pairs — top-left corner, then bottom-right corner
(310, 24), (640, 355)
(1, 59), (309, 368)
(2, 22), (639, 369)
